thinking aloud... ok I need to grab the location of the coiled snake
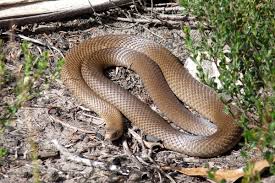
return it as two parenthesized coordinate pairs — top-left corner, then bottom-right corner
(61, 35), (242, 157)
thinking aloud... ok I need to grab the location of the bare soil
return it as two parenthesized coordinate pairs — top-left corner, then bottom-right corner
(0, 15), (272, 183)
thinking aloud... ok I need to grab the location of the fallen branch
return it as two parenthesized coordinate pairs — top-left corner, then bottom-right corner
(112, 16), (197, 29)
(0, 0), (44, 6)
(0, 0), (134, 27)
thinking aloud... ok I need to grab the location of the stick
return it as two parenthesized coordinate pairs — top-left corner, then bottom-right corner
(143, 6), (185, 12)
(52, 139), (105, 167)
(0, 0), (134, 27)
(49, 115), (96, 135)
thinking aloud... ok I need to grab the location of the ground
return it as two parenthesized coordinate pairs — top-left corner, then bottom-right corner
(0, 13), (273, 183)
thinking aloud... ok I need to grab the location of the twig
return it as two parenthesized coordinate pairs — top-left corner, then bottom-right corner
(150, 0), (153, 17)
(81, 112), (104, 121)
(31, 14), (98, 33)
(142, 25), (165, 40)
(128, 128), (144, 144)
(157, 171), (162, 183)
(147, 156), (177, 183)
(157, 14), (195, 21)
(154, 3), (178, 7)
(0, 172), (8, 178)
(1, 32), (64, 58)
(144, 6), (185, 12)
(49, 115), (96, 134)
(51, 139), (105, 167)
(131, 0), (140, 14)
(104, 22), (139, 30)
(112, 16), (182, 27)
(122, 140), (143, 169)
(127, 129), (175, 182)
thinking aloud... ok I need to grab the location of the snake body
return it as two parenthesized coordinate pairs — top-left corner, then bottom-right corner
(61, 35), (242, 157)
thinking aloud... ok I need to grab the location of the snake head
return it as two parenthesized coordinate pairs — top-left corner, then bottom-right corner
(105, 127), (123, 141)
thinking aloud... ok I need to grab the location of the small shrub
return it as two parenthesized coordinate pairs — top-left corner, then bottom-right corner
(181, 0), (274, 181)
(0, 41), (63, 128)
(0, 40), (63, 183)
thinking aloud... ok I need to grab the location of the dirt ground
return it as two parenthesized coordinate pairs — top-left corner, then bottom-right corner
(0, 10), (273, 183)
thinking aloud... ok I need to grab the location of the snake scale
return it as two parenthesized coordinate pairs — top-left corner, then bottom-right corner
(61, 35), (242, 157)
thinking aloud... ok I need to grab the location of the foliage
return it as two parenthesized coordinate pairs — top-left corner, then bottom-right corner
(0, 40), (63, 182)
(0, 147), (7, 158)
(0, 41), (63, 128)
(181, 0), (274, 181)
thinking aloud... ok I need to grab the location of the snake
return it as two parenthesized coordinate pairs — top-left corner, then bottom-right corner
(61, 34), (242, 157)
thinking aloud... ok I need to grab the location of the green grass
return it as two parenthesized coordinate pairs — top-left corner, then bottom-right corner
(181, 0), (274, 181)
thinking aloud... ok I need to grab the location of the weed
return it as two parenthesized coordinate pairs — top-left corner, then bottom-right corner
(181, 0), (274, 181)
(0, 40), (63, 182)
(0, 41), (63, 127)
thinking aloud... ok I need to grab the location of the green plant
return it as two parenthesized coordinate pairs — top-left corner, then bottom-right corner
(0, 41), (63, 128)
(0, 147), (7, 158)
(0, 40), (64, 182)
(181, 0), (274, 181)
(0, 146), (8, 166)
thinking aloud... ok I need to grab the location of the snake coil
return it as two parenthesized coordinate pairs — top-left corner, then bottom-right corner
(61, 35), (242, 157)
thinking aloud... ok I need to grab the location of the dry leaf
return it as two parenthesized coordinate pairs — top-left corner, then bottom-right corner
(164, 159), (273, 183)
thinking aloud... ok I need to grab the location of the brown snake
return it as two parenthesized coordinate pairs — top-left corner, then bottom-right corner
(61, 35), (242, 157)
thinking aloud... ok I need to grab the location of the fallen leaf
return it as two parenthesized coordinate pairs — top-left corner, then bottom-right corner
(163, 158), (273, 183)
